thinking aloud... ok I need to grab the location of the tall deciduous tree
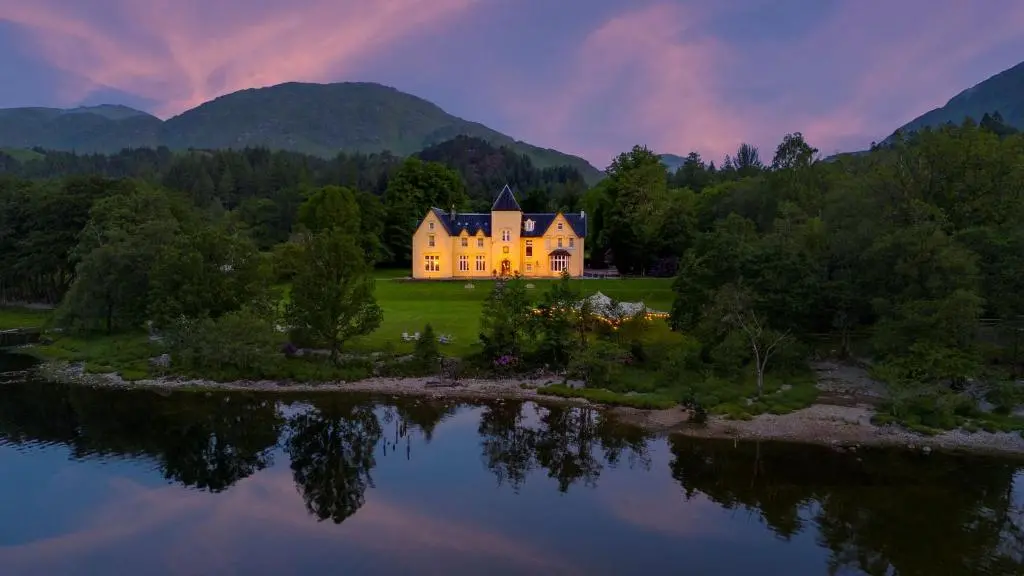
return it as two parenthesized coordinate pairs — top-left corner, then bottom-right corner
(381, 158), (466, 266)
(287, 227), (382, 361)
(601, 145), (670, 275)
(58, 183), (182, 333)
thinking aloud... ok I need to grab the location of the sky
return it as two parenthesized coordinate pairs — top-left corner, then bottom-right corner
(1, 0), (1023, 169)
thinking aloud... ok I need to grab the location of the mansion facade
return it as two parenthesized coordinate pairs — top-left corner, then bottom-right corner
(411, 185), (587, 279)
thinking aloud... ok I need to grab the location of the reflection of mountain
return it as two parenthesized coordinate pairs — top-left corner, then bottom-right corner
(669, 436), (1024, 575)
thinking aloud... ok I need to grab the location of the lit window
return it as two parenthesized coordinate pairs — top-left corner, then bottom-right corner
(569, 237), (574, 248)
(477, 237), (484, 248)
(428, 234), (435, 247)
(525, 241), (533, 258)
(424, 255), (440, 272)
(458, 255), (469, 272)
(550, 253), (569, 272)
(475, 255), (486, 271)
(501, 229), (511, 242)
(461, 237), (468, 247)
(557, 222), (563, 231)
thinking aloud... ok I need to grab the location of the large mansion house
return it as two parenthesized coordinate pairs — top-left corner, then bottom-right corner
(411, 185), (587, 279)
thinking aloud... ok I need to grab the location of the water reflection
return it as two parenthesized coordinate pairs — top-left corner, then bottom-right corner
(0, 366), (1023, 575)
(669, 437), (1024, 575)
(479, 401), (650, 492)
(286, 399), (381, 524)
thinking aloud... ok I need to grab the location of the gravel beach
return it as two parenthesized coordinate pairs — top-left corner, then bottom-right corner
(32, 359), (1024, 457)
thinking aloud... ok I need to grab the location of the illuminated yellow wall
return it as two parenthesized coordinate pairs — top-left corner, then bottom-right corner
(490, 210), (522, 278)
(520, 213), (585, 278)
(411, 211), (452, 280)
(411, 209), (585, 279)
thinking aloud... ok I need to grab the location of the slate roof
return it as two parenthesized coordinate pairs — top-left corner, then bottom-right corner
(430, 207), (491, 236)
(522, 213), (587, 239)
(426, 184), (587, 238)
(491, 184), (522, 211)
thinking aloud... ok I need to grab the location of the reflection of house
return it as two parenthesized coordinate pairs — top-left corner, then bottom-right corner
(411, 184), (587, 279)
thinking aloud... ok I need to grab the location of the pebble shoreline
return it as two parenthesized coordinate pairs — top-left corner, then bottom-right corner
(32, 360), (1024, 458)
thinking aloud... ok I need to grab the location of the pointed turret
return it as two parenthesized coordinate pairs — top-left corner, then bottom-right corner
(491, 184), (522, 212)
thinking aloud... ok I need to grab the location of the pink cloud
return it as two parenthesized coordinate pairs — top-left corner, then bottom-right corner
(0, 470), (576, 574)
(504, 1), (1024, 167)
(0, 0), (479, 117)
(778, 0), (1024, 154)
(504, 2), (742, 168)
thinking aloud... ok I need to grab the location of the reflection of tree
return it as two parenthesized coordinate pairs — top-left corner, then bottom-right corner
(390, 397), (459, 443)
(0, 381), (282, 492)
(534, 405), (603, 492)
(479, 401), (537, 491)
(285, 398), (382, 524)
(375, 398), (459, 460)
(477, 401), (652, 493)
(669, 436), (1024, 575)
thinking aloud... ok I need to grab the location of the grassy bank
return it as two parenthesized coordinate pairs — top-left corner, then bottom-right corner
(0, 307), (52, 330)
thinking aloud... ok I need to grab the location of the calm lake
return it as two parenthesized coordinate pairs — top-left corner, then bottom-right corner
(0, 353), (1022, 575)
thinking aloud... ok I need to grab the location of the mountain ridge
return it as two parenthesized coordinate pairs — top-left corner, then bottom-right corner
(888, 60), (1024, 140)
(0, 82), (603, 183)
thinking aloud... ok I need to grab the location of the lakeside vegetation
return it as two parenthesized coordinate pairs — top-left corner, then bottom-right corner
(3, 117), (1024, 433)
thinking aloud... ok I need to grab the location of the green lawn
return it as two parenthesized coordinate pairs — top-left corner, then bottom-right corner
(13, 273), (676, 380)
(0, 307), (53, 330)
(0, 148), (45, 163)
(343, 271), (675, 356)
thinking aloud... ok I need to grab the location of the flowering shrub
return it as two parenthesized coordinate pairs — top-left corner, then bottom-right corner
(493, 354), (518, 368)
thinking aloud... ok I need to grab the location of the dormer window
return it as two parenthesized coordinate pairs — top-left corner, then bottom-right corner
(524, 219), (535, 232)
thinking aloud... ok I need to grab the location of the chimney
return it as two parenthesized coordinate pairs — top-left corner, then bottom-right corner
(580, 210), (586, 219)
(450, 204), (457, 221)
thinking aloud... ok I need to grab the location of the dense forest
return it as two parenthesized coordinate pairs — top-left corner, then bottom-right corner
(0, 135), (586, 260)
(2, 116), (1024, 430)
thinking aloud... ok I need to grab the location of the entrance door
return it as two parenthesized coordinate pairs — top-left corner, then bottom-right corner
(500, 259), (511, 276)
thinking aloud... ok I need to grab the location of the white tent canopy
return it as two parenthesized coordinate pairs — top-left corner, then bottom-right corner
(578, 291), (662, 320)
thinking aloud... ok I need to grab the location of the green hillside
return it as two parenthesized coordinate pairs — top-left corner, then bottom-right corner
(890, 60), (1024, 139)
(659, 153), (686, 172)
(0, 82), (603, 183)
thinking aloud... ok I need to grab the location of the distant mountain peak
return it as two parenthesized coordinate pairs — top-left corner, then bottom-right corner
(887, 59), (1024, 141)
(61, 104), (154, 121)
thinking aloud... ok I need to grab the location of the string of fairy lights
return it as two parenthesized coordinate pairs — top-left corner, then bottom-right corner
(530, 305), (670, 329)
